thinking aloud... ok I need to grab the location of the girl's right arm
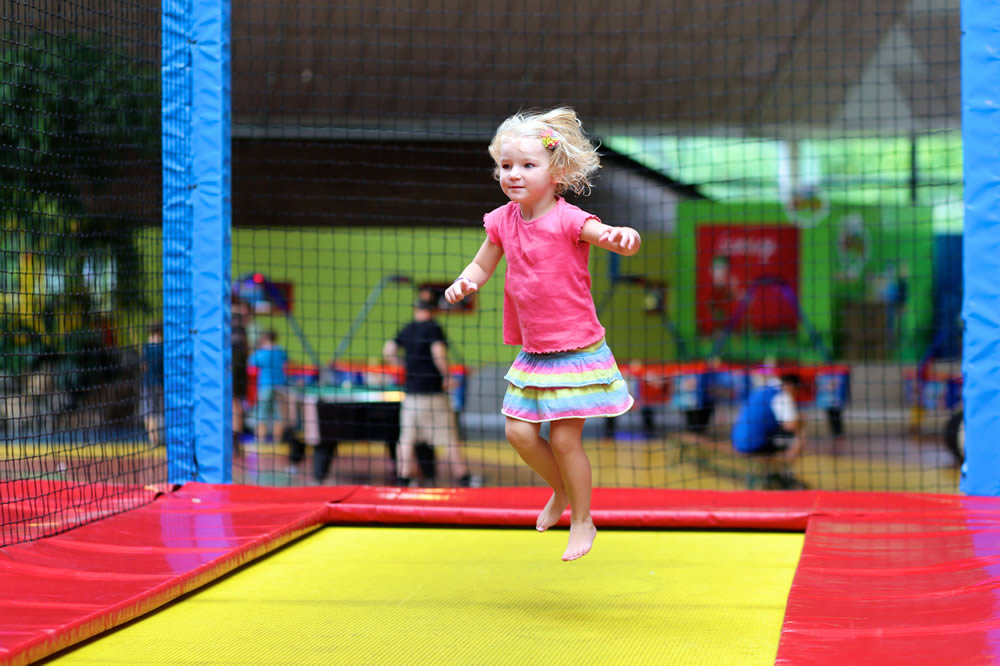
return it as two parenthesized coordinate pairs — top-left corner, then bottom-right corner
(445, 239), (503, 304)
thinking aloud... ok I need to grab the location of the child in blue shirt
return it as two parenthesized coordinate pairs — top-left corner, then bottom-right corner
(731, 373), (805, 460)
(731, 372), (807, 489)
(249, 329), (288, 445)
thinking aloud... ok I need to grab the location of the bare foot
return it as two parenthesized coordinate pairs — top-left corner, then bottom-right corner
(536, 492), (569, 532)
(562, 520), (597, 561)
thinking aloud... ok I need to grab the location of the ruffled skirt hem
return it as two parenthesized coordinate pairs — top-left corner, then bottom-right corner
(501, 339), (634, 423)
(502, 382), (634, 423)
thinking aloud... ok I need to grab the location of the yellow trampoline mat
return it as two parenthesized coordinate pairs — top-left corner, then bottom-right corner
(53, 527), (804, 665)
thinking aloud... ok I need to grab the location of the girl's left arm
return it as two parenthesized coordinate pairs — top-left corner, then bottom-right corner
(580, 218), (641, 256)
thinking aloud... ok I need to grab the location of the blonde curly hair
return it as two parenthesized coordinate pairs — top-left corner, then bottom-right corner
(487, 107), (601, 196)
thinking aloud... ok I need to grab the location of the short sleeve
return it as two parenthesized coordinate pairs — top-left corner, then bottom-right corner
(432, 322), (447, 345)
(563, 204), (599, 247)
(483, 209), (503, 247)
(771, 392), (798, 424)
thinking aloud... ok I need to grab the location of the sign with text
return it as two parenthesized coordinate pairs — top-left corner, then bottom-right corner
(696, 225), (800, 334)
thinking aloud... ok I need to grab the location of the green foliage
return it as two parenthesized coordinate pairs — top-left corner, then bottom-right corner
(0, 32), (159, 202)
(0, 33), (159, 374)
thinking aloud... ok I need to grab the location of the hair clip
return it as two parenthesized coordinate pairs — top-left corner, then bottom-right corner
(539, 129), (560, 151)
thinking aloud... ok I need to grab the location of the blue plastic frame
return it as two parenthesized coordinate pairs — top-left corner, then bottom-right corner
(961, 1), (1000, 495)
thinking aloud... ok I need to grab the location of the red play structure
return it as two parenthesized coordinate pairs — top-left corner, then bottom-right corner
(3, 481), (1000, 665)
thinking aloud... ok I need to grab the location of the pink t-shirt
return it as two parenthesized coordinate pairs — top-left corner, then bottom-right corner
(484, 198), (606, 353)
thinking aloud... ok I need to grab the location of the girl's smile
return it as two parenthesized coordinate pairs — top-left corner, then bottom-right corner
(498, 137), (558, 220)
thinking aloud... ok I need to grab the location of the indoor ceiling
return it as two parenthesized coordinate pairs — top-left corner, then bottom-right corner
(231, 0), (958, 135)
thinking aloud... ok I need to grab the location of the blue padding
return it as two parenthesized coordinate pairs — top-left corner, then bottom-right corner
(191, 0), (232, 483)
(162, 0), (197, 484)
(961, 3), (1000, 495)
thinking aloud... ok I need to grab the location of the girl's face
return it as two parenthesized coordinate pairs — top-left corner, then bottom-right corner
(497, 136), (558, 213)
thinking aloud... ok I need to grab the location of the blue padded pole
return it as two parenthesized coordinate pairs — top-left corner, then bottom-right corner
(960, 3), (1000, 495)
(191, 0), (232, 483)
(162, 0), (197, 484)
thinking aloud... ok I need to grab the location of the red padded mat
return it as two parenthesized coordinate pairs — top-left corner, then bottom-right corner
(2, 483), (1000, 665)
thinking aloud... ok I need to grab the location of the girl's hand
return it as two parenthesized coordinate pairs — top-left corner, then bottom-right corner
(445, 277), (478, 304)
(599, 226), (641, 253)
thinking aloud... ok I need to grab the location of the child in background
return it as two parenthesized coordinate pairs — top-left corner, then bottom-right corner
(383, 294), (481, 488)
(141, 322), (164, 447)
(231, 297), (251, 457)
(731, 372), (808, 489)
(445, 107), (641, 561)
(249, 329), (288, 446)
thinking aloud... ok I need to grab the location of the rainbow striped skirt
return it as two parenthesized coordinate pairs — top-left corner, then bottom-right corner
(501, 338), (634, 423)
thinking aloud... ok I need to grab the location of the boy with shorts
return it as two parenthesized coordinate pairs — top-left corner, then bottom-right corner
(731, 372), (808, 489)
(249, 329), (287, 446)
(384, 297), (481, 488)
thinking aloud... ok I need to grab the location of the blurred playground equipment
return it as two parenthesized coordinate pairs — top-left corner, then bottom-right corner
(618, 360), (850, 438)
(707, 277), (833, 362)
(246, 360), (466, 484)
(904, 360), (963, 463)
(234, 272), (322, 368)
(331, 274), (414, 364)
(237, 271), (468, 483)
(596, 253), (688, 359)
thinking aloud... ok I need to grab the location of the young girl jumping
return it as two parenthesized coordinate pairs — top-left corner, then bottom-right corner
(445, 107), (641, 561)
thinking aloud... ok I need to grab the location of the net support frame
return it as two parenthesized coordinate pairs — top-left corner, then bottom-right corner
(961, 1), (1000, 495)
(162, 0), (233, 483)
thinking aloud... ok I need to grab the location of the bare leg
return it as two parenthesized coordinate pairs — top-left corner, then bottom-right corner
(144, 416), (160, 447)
(505, 417), (568, 531)
(443, 410), (469, 480)
(678, 431), (712, 447)
(445, 444), (468, 480)
(232, 398), (244, 457)
(783, 436), (804, 463)
(272, 390), (285, 444)
(256, 399), (268, 444)
(396, 441), (418, 482)
(549, 418), (596, 561)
